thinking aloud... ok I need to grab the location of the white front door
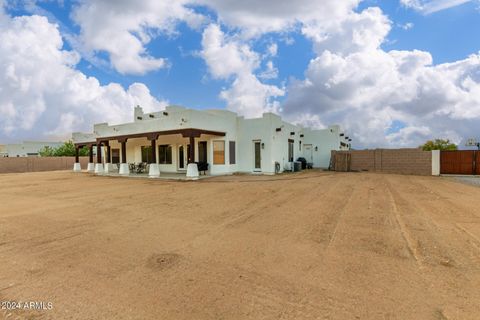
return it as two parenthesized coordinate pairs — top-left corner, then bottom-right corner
(304, 144), (313, 163)
(253, 140), (261, 171)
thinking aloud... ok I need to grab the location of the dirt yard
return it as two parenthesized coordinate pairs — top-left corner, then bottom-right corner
(1, 171), (480, 319)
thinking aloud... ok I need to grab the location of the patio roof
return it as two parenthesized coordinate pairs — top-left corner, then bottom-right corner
(74, 128), (226, 147)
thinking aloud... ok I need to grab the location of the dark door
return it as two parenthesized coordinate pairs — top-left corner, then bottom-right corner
(198, 141), (207, 163)
(178, 146), (185, 169)
(440, 150), (475, 175)
(111, 148), (120, 164)
(254, 141), (261, 170)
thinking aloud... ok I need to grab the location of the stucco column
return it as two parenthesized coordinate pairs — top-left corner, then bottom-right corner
(186, 136), (199, 179)
(119, 139), (129, 175)
(94, 143), (104, 174)
(148, 136), (160, 177)
(104, 143), (115, 174)
(73, 146), (81, 172)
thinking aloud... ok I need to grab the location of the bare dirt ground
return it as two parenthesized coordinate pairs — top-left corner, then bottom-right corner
(1, 171), (480, 320)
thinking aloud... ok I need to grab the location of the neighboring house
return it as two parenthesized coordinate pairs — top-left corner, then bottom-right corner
(72, 105), (352, 176)
(1, 141), (64, 157)
(0, 145), (6, 157)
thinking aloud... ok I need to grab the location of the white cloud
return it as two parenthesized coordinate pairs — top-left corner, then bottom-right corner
(200, 24), (284, 118)
(200, 24), (260, 79)
(0, 13), (166, 142)
(302, 7), (391, 56)
(71, 0), (205, 75)
(284, 38), (480, 147)
(258, 61), (279, 80)
(400, 0), (475, 14)
(197, 0), (360, 38)
(266, 43), (278, 57)
(220, 73), (284, 118)
(398, 22), (414, 30)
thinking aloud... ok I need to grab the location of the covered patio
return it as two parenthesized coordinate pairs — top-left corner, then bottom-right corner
(74, 128), (225, 179)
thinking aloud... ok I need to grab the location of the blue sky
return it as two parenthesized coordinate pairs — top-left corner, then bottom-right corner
(1, 0), (480, 147)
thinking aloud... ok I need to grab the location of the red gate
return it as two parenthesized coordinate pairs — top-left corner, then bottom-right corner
(440, 150), (477, 175)
(477, 152), (480, 175)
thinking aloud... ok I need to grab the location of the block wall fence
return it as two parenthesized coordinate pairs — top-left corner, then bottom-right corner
(332, 149), (439, 176)
(0, 157), (89, 174)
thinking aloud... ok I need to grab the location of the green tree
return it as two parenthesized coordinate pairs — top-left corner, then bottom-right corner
(38, 146), (56, 157)
(420, 139), (458, 151)
(39, 141), (89, 157)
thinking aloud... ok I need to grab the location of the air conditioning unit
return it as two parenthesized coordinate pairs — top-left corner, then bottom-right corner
(284, 162), (293, 172)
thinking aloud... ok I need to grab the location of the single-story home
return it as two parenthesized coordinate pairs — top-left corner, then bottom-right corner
(72, 105), (352, 177)
(0, 141), (64, 157)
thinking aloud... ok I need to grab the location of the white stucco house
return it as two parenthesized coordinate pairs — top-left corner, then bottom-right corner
(72, 105), (351, 177)
(0, 141), (64, 157)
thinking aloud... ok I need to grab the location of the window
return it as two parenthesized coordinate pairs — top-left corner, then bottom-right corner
(288, 139), (294, 162)
(229, 141), (236, 164)
(299, 141), (302, 151)
(158, 145), (172, 164)
(213, 141), (225, 165)
(141, 146), (153, 163)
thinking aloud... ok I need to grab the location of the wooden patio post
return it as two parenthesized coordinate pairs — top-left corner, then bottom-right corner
(150, 138), (157, 164)
(97, 143), (102, 164)
(121, 140), (127, 164)
(89, 145), (93, 163)
(189, 136), (195, 164)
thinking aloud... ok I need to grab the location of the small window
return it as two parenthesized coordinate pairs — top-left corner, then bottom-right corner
(213, 141), (225, 165)
(158, 145), (172, 164)
(229, 141), (236, 164)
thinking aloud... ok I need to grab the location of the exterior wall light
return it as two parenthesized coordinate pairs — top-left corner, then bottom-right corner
(315, 146), (318, 151)
(261, 143), (265, 149)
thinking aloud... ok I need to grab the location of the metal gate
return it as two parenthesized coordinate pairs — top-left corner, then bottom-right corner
(440, 150), (479, 175)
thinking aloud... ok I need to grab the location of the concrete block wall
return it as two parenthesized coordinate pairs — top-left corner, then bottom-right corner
(0, 157), (89, 174)
(332, 149), (433, 176)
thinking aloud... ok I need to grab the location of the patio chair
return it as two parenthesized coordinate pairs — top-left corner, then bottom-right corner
(136, 162), (147, 173)
(196, 161), (209, 175)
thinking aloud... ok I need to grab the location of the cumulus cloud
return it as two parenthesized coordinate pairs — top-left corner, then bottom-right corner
(400, 0), (475, 14)
(284, 8), (480, 147)
(0, 12), (166, 142)
(200, 24), (284, 118)
(197, 0), (360, 38)
(71, 0), (205, 75)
